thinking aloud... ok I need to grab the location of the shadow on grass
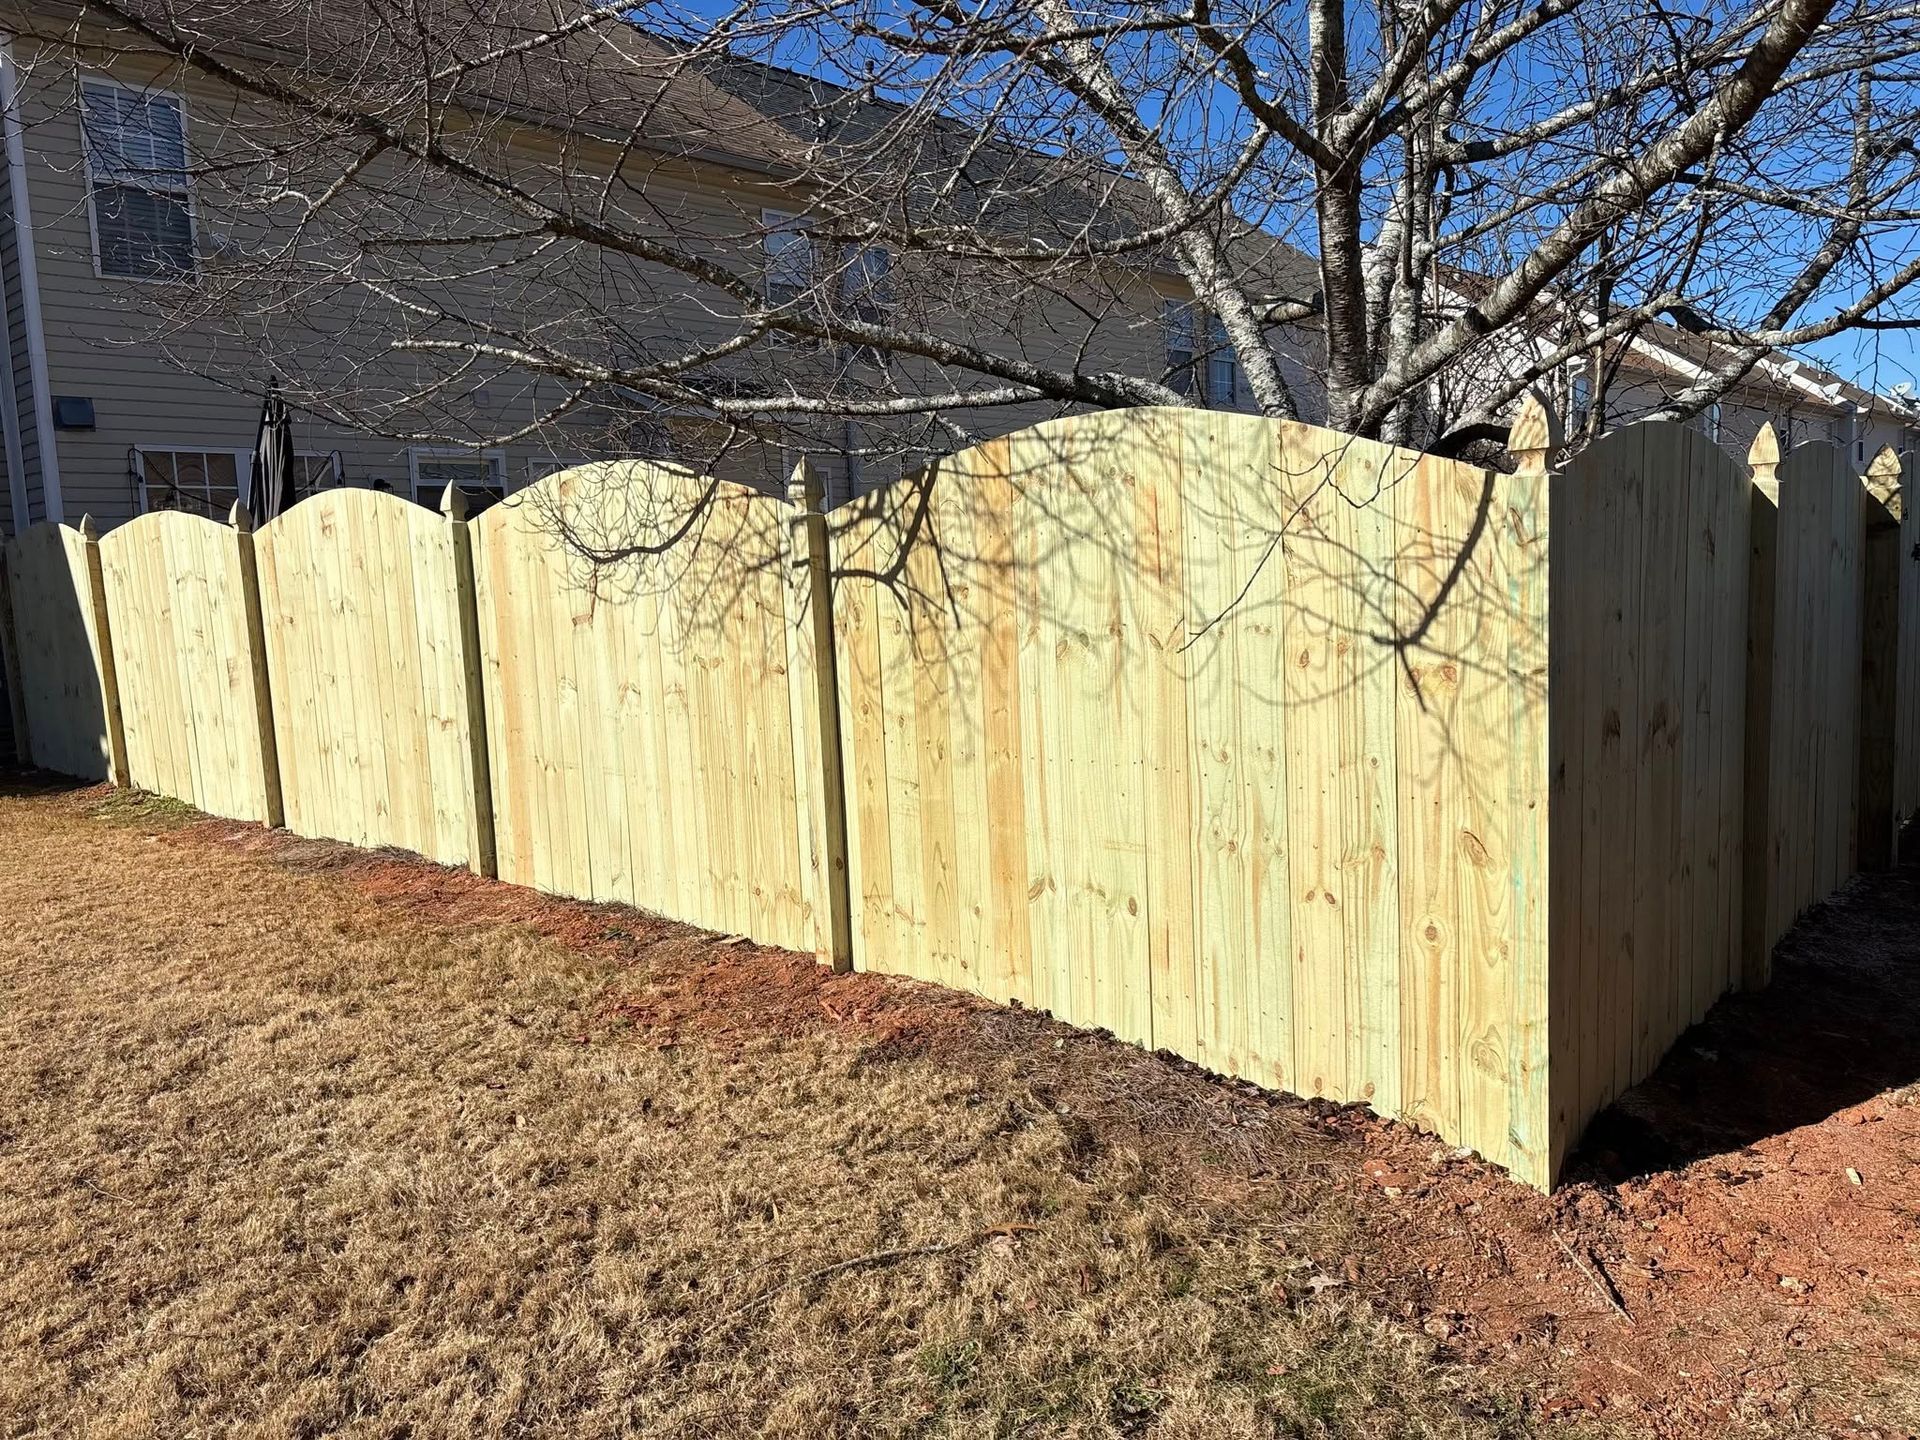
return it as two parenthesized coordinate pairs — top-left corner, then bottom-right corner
(1574, 831), (1920, 1182)
(0, 765), (102, 801)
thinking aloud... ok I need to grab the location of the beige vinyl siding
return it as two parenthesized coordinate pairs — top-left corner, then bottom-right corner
(6, 29), (1326, 529)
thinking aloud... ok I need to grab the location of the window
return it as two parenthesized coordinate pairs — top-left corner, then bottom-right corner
(81, 77), (194, 280)
(135, 447), (245, 517)
(1569, 373), (1592, 429)
(762, 209), (813, 309)
(409, 448), (508, 513)
(295, 451), (344, 499)
(1165, 301), (1199, 398)
(1704, 403), (1722, 443)
(527, 457), (588, 483)
(837, 245), (892, 364)
(1165, 302), (1240, 406)
(839, 245), (891, 323)
(1205, 314), (1241, 407)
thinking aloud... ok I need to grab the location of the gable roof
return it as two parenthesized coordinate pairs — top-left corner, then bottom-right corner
(20, 0), (1321, 300)
(17, 0), (804, 172)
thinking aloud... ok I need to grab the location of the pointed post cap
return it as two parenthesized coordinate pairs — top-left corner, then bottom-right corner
(1748, 424), (1781, 483)
(439, 481), (467, 521)
(78, 513), (98, 541)
(1507, 390), (1562, 472)
(229, 499), (253, 533)
(1866, 443), (1904, 514)
(786, 458), (823, 511)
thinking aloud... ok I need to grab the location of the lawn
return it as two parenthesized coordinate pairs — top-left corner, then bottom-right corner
(0, 781), (1524, 1439)
(0, 778), (1914, 1438)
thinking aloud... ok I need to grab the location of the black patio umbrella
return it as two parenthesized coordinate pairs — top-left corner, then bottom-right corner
(248, 378), (297, 526)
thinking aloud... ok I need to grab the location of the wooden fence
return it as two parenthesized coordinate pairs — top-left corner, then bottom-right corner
(98, 510), (278, 824)
(1547, 422), (1750, 1173)
(254, 488), (488, 869)
(830, 411), (1551, 1176)
(469, 462), (835, 963)
(4, 404), (1914, 1190)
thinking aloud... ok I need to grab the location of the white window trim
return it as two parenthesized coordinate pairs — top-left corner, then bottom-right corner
(293, 450), (345, 495)
(527, 456), (589, 483)
(78, 71), (198, 286)
(407, 446), (508, 503)
(761, 206), (813, 303)
(133, 444), (251, 516)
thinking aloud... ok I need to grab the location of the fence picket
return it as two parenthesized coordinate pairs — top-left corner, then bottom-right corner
(14, 407), (1920, 1190)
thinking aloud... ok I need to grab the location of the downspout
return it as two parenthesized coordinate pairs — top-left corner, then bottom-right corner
(0, 192), (25, 533)
(0, 34), (61, 523)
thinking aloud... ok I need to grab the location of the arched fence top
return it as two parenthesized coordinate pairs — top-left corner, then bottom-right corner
(93, 506), (232, 556)
(6, 404), (1919, 1193)
(255, 482), (452, 552)
(472, 458), (793, 551)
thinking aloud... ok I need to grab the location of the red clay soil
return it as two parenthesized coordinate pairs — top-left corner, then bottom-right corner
(146, 801), (1920, 1438)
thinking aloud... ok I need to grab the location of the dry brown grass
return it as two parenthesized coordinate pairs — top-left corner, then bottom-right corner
(0, 779), (1542, 1439)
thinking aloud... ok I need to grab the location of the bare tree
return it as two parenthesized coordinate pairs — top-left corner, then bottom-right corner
(17, 0), (1920, 465)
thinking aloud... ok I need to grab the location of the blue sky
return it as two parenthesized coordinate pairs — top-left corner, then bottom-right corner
(656, 2), (1918, 400)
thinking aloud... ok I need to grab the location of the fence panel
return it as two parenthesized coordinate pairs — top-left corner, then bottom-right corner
(829, 407), (1552, 1183)
(3, 521), (118, 781)
(469, 463), (831, 961)
(1893, 451), (1920, 839)
(255, 489), (480, 867)
(1745, 440), (1866, 985)
(1547, 422), (1751, 1172)
(97, 510), (273, 822)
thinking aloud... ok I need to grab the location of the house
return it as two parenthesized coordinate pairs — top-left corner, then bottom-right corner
(0, 1), (1901, 541)
(1432, 267), (1920, 465)
(0, 1), (1330, 534)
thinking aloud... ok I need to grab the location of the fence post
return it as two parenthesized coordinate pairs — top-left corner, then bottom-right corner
(1739, 426), (1781, 990)
(1506, 391), (1559, 1187)
(1858, 447), (1903, 871)
(787, 461), (853, 973)
(228, 502), (285, 828)
(441, 483), (497, 879)
(77, 515), (129, 787)
(0, 548), (29, 763)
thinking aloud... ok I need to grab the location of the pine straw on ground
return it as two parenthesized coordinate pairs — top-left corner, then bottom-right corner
(0, 780), (1537, 1440)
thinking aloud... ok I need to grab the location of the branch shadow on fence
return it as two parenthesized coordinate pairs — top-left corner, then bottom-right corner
(4, 403), (1916, 1193)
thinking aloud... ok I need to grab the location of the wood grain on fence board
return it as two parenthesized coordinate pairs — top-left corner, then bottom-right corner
(3, 522), (115, 781)
(1543, 421), (1750, 1175)
(95, 510), (274, 824)
(469, 462), (830, 962)
(831, 408), (1548, 1183)
(254, 489), (478, 867)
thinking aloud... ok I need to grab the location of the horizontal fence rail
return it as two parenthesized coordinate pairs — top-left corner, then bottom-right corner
(4, 404), (1915, 1190)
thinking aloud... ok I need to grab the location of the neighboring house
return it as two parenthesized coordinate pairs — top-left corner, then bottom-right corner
(1576, 324), (1920, 468)
(0, 5), (1900, 542)
(0, 4), (1322, 535)
(1432, 268), (1920, 466)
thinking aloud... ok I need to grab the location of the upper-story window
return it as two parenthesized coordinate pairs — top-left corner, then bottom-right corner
(838, 244), (892, 327)
(80, 77), (195, 281)
(1205, 315), (1242, 407)
(1569, 372), (1592, 429)
(1165, 301), (1241, 407)
(762, 209), (813, 309)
